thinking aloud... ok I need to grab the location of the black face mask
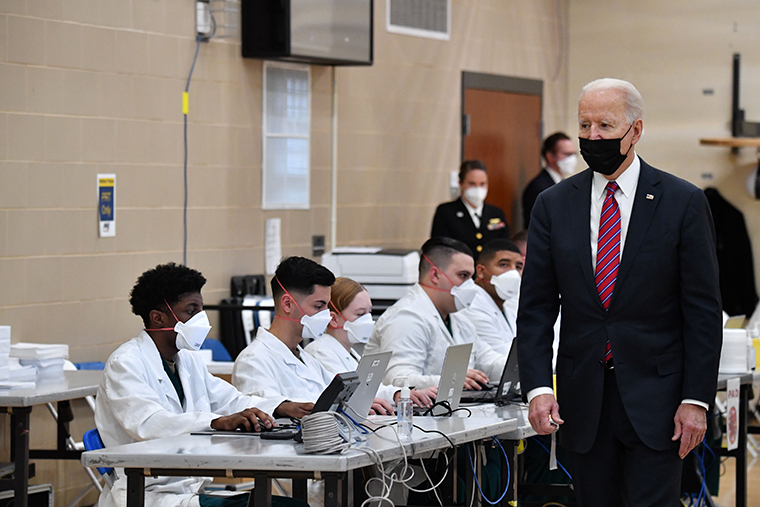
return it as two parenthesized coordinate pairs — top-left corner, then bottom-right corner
(579, 123), (634, 176)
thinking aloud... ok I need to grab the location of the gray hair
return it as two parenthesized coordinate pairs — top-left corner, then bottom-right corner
(579, 78), (644, 124)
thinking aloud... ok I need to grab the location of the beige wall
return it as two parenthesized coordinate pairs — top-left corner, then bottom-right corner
(0, 0), (569, 362)
(567, 0), (760, 300)
(336, 0), (570, 246)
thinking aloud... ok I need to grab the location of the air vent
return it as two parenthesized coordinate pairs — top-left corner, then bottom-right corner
(387, 0), (450, 40)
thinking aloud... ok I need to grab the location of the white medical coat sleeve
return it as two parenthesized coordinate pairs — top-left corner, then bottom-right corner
(199, 361), (271, 416)
(374, 309), (441, 389)
(376, 384), (399, 404)
(231, 355), (288, 414)
(470, 335), (507, 382)
(102, 354), (222, 441)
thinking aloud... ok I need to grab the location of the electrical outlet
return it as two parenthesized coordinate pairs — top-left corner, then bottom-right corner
(312, 235), (326, 258)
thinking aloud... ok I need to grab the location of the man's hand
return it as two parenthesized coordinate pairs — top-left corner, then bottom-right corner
(463, 369), (489, 390)
(211, 407), (274, 432)
(275, 401), (314, 419)
(411, 387), (436, 407)
(672, 403), (707, 459)
(393, 386), (437, 408)
(528, 394), (563, 435)
(369, 398), (395, 415)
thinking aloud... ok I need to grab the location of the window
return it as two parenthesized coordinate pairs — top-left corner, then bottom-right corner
(262, 62), (311, 209)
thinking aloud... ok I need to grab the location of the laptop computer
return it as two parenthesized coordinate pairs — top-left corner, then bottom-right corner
(413, 343), (472, 416)
(343, 351), (393, 418)
(460, 342), (521, 405)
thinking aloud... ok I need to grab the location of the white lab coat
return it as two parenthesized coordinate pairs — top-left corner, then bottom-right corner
(459, 285), (516, 356)
(232, 328), (334, 408)
(95, 331), (270, 507)
(304, 333), (359, 375)
(364, 283), (506, 389)
(304, 334), (398, 403)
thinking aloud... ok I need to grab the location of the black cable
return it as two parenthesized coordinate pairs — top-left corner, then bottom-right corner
(182, 35), (202, 265)
(411, 424), (456, 450)
(418, 400), (455, 416)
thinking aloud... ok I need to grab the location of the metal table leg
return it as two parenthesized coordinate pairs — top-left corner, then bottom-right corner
(293, 478), (308, 502)
(324, 474), (340, 507)
(11, 407), (31, 507)
(126, 468), (145, 507)
(503, 440), (518, 506)
(737, 383), (748, 507)
(253, 474), (272, 507)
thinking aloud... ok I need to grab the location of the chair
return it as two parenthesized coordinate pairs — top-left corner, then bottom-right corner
(83, 428), (114, 487)
(201, 338), (233, 362)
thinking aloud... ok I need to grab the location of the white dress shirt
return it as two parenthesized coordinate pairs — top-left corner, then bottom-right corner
(546, 167), (563, 184)
(528, 155), (708, 410)
(590, 155), (640, 268)
(462, 197), (484, 229)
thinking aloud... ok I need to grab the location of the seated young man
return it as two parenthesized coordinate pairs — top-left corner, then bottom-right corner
(459, 239), (524, 355)
(95, 262), (303, 507)
(233, 256), (397, 417)
(364, 237), (506, 389)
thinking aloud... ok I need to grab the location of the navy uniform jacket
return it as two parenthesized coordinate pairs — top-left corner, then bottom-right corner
(431, 198), (510, 258)
(516, 160), (722, 453)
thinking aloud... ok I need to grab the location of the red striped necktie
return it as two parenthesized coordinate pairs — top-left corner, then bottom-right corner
(595, 181), (620, 362)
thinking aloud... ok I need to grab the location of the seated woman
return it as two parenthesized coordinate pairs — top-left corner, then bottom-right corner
(304, 277), (436, 411)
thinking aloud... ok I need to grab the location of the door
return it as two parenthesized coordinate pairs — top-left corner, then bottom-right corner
(462, 73), (543, 233)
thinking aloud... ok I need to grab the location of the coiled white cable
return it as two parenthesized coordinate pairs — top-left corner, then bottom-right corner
(301, 412), (352, 454)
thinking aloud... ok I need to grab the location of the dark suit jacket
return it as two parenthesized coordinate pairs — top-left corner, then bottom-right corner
(522, 169), (556, 229)
(431, 198), (510, 258)
(516, 160), (722, 453)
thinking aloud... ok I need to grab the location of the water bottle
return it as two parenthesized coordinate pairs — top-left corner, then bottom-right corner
(397, 381), (413, 440)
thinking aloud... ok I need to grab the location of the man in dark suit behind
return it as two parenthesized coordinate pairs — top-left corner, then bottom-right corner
(522, 132), (577, 229)
(431, 160), (510, 259)
(516, 78), (722, 506)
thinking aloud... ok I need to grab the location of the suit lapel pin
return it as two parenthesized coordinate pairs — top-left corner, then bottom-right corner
(456, 211), (464, 218)
(646, 194), (654, 200)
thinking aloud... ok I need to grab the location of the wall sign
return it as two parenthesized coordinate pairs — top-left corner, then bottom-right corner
(98, 174), (115, 237)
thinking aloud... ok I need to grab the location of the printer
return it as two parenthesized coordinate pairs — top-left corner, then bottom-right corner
(321, 248), (420, 312)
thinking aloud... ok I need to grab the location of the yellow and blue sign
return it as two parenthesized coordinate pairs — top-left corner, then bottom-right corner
(98, 174), (115, 237)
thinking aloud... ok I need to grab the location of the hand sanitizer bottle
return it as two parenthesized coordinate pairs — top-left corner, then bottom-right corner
(397, 379), (413, 440)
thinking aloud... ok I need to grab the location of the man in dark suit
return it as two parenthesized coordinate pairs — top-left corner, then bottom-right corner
(522, 132), (577, 229)
(516, 78), (722, 506)
(431, 160), (510, 259)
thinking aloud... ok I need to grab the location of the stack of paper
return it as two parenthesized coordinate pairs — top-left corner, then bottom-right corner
(10, 342), (69, 381)
(10, 342), (69, 360)
(0, 380), (36, 390)
(8, 358), (36, 382)
(0, 327), (9, 381)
